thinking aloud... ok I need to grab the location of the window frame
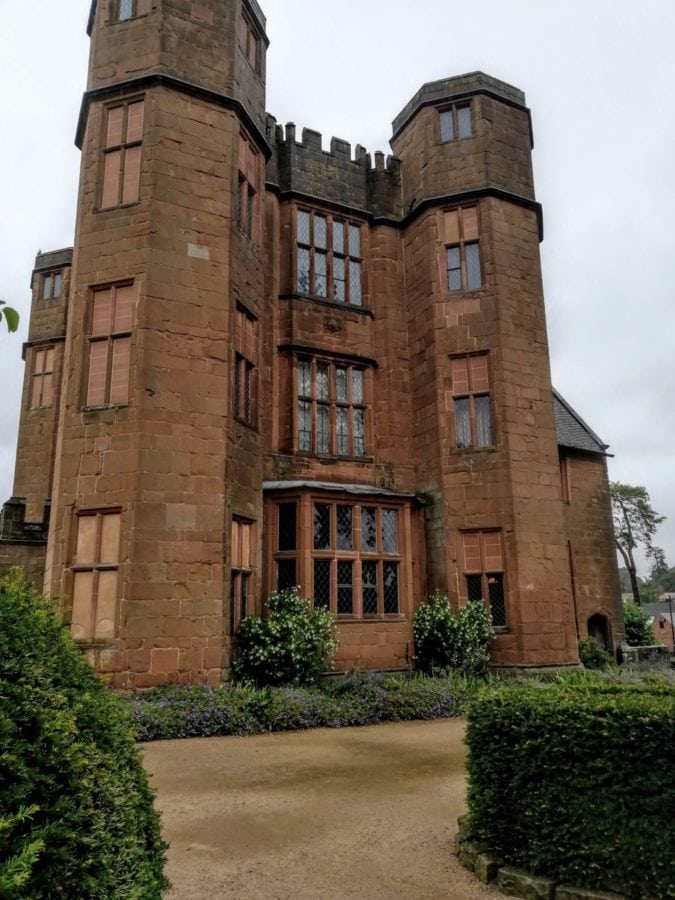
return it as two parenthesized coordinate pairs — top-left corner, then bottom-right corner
(272, 498), (403, 619)
(85, 281), (135, 409)
(70, 509), (122, 644)
(295, 209), (364, 307)
(439, 102), (473, 143)
(236, 131), (261, 243)
(115, 0), (152, 22)
(295, 356), (368, 459)
(100, 98), (144, 210)
(30, 346), (56, 410)
(41, 271), (63, 301)
(461, 529), (508, 629)
(233, 304), (258, 428)
(449, 352), (494, 450)
(442, 206), (483, 293)
(237, 9), (262, 74)
(231, 517), (255, 634)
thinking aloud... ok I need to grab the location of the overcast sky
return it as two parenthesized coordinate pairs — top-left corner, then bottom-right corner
(1, 0), (674, 575)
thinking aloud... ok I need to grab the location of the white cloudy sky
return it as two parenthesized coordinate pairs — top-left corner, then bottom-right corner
(1, 0), (674, 575)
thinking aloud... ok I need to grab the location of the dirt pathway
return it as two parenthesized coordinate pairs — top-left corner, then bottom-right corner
(142, 719), (498, 899)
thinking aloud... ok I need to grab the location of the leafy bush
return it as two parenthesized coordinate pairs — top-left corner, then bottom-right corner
(466, 680), (675, 898)
(233, 588), (339, 686)
(0, 572), (168, 898)
(578, 636), (613, 670)
(623, 599), (656, 646)
(128, 671), (477, 741)
(412, 592), (493, 676)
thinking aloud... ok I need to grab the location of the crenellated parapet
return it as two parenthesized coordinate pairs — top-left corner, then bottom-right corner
(266, 117), (403, 220)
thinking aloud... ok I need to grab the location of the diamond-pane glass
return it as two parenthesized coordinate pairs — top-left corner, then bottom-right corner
(440, 110), (455, 142)
(349, 225), (361, 258)
(119, 0), (134, 20)
(488, 573), (507, 627)
(383, 563), (399, 614)
(353, 408), (366, 457)
(240, 573), (249, 623)
(457, 105), (472, 139)
(297, 248), (310, 293)
(315, 215), (327, 249)
(466, 243), (482, 289)
(475, 395), (493, 447)
(298, 400), (312, 451)
(336, 367), (348, 402)
(314, 560), (331, 610)
(349, 261), (362, 305)
(362, 562), (378, 615)
(361, 508), (377, 552)
(333, 220), (345, 254)
(455, 398), (471, 449)
(317, 404), (330, 453)
(337, 506), (353, 551)
(315, 252), (327, 296)
(352, 369), (364, 404)
(297, 211), (311, 245)
(382, 509), (398, 554)
(314, 504), (331, 550)
(336, 407), (349, 456)
(447, 247), (461, 291)
(317, 364), (329, 400)
(298, 360), (312, 397)
(337, 562), (353, 614)
(243, 362), (252, 422)
(466, 574), (483, 603)
(334, 262), (346, 302)
(278, 503), (297, 551)
(277, 559), (297, 592)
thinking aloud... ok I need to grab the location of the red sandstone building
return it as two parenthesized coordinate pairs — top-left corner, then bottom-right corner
(0, 0), (625, 687)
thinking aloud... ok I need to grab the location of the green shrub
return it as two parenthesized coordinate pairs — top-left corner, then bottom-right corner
(466, 680), (675, 897)
(0, 572), (168, 898)
(233, 588), (339, 686)
(623, 600), (656, 646)
(412, 592), (493, 676)
(578, 636), (613, 670)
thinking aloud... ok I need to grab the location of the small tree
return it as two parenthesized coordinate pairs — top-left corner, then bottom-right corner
(234, 588), (339, 686)
(610, 482), (665, 604)
(413, 592), (493, 676)
(0, 300), (19, 333)
(622, 600), (655, 647)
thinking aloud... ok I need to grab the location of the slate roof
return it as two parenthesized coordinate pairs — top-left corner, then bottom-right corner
(553, 389), (609, 456)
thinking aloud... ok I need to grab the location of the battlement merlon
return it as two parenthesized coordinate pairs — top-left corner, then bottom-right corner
(266, 118), (403, 220)
(33, 248), (73, 276)
(392, 71), (533, 147)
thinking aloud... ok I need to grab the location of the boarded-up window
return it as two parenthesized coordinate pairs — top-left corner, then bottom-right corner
(462, 530), (507, 627)
(101, 100), (144, 208)
(443, 206), (482, 292)
(71, 511), (121, 642)
(86, 283), (136, 407)
(233, 305), (258, 426)
(231, 518), (254, 633)
(238, 11), (261, 73)
(30, 346), (55, 409)
(236, 132), (260, 241)
(450, 353), (493, 449)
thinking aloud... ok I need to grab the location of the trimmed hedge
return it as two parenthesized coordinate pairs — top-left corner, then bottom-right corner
(0, 574), (168, 898)
(128, 671), (477, 741)
(466, 678), (675, 898)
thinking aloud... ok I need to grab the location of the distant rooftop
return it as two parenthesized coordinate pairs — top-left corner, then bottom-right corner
(553, 389), (609, 455)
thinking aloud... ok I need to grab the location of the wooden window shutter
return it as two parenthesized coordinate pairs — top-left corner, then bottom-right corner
(231, 520), (241, 569)
(71, 572), (95, 641)
(76, 515), (97, 565)
(136, 0), (153, 16)
(95, 571), (118, 639)
(87, 342), (108, 407)
(114, 284), (136, 332)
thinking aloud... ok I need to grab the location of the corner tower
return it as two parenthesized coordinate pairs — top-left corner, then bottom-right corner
(45, 0), (269, 686)
(392, 74), (579, 667)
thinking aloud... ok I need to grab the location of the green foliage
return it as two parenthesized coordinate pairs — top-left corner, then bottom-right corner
(623, 599), (656, 646)
(233, 588), (339, 686)
(412, 592), (493, 676)
(0, 572), (168, 898)
(128, 671), (479, 741)
(578, 636), (613, 670)
(0, 300), (19, 334)
(466, 679), (675, 898)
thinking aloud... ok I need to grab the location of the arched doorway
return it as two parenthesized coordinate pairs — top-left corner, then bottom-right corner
(587, 613), (610, 649)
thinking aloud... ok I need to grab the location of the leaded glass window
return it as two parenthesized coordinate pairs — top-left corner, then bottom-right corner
(450, 354), (494, 450)
(295, 359), (367, 457)
(296, 210), (364, 306)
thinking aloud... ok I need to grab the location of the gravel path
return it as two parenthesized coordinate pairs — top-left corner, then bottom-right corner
(142, 719), (498, 899)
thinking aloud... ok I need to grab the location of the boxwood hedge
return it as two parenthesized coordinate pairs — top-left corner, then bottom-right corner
(466, 678), (675, 898)
(0, 573), (168, 898)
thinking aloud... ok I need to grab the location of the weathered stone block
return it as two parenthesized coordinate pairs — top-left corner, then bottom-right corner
(475, 852), (503, 885)
(555, 888), (626, 900)
(497, 867), (555, 900)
